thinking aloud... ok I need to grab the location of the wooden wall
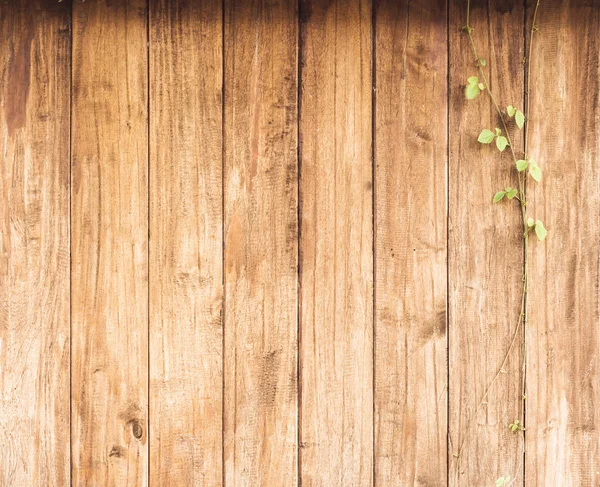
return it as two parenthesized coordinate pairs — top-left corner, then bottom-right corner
(1, 0), (598, 485)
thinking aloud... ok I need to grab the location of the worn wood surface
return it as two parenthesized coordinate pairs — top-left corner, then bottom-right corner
(71, 1), (148, 485)
(1, 1), (599, 485)
(0, 2), (71, 486)
(374, 0), (447, 485)
(149, 1), (223, 485)
(223, 0), (298, 484)
(299, 0), (373, 485)
(526, 0), (600, 484)
(449, 0), (526, 484)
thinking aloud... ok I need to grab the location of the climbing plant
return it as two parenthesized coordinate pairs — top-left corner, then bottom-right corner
(454, 0), (544, 483)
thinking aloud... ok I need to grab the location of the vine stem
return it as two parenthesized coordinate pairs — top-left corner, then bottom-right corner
(453, 0), (541, 479)
(520, 0), (540, 464)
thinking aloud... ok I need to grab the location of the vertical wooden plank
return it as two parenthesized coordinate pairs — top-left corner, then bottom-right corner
(299, 0), (373, 484)
(526, 1), (600, 484)
(71, 1), (148, 485)
(448, 0), (525, 484)
(223, 0), (298, 484)
(0, 2), (70, 485)
(374, 0), (447, 485)
(149, 0), (223, 485)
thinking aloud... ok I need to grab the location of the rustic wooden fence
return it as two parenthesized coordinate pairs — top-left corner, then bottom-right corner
(1, 0), (598, 485)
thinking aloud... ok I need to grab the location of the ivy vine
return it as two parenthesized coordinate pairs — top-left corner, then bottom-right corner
(453, 0), (545, 483)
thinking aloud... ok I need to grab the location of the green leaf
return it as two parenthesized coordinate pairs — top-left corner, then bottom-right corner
(496, 135), (509, 152)
(493, 191), (506, 203)
(465, 83), (480, 100)
(479, 58), (487, 67)
(467, 76), (479, 85)
(507, 188), (518, 199)
(529, 161), (542, 182)
(495, 127), (502, 136)
(507, 105), (516, 117)
(516, 159), (528, 172)
(478, 129), (495, 144)
(527, 217), (535, 227)
(516, 110), (525, 129)
(496, 475), (511, 487)
(535, 220), (547, 241)
(478, 82), (486, 91)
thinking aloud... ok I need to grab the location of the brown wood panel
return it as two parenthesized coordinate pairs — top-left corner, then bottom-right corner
(0, 2), (71, 486)
(526, 1), (600, 484)
(374, 0), (447, 485)
(223, 0), (298, 484)
(449, 0), (526, 484)
(299, 0), (373, 485)
(71, 1), (148, 485)
(2, 4), (600, 485)
(149, 0), (223, 485)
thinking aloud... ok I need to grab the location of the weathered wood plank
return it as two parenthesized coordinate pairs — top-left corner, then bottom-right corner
(0, 2), (70, 486)
(299, 0), (373, 484)
(71, 1), (148, 485)
(449, 0), (525, 484)
(526, 1), (600, 484)
(149, 0), (223, 484)
(223, 0), (298, 484)
(374, 1), (447, 485)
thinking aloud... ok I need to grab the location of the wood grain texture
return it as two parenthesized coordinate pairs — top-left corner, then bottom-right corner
(525, 1), (600, 484)
(223, 0), (298, 485)
(374, 0), (447, 485)
(299, 0), (373, 484)
(71, 1), (148, 485)
(3, 4), (600, 485)
(448, 0), (525, 484)
(0, 2), (70, 486)
(149, 0), (223, 485)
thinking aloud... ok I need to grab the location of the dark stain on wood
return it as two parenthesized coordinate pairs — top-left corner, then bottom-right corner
(5, 12), (34, 136)
(109, 445), (125, 458)
(299, 0), (313, 23)
(259, 349), (281, 408)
